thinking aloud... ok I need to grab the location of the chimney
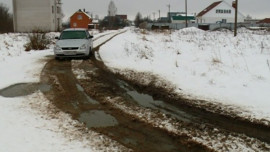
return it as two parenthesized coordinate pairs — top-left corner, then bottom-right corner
(83, 8), (86, 12)
(232, 1), (236, 9)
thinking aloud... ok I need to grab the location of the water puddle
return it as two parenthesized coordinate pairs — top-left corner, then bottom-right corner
(76, 83), (99, 104)
(79, 110), (118, 128)
(118, 80), (197, 122)
(76, 83), (84, 91)
(0, 83), (51, 98)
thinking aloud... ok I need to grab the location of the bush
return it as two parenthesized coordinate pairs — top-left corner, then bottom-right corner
(24, 30), (50, 51)
(139, 22), (148, 29)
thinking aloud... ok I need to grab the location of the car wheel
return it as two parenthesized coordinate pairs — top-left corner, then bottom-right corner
(55, 56), (60, 60)
(84, 48), (92, 60)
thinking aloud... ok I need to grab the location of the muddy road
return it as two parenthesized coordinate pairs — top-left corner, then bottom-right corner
(2, 33), (269, 151)
(37, 53), (270, 151)
(40, 58), (211, 152)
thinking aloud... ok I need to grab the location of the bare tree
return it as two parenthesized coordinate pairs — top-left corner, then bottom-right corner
(134, 12), (143, 27)
(0, 3), (13, 33)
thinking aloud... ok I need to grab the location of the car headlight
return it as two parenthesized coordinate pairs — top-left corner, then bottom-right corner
(54, 45), (61, 51)
(80, 44), (87, 50)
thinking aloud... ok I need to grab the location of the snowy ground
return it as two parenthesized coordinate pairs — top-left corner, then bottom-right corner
(99, 27), (270, 124)
(0, 30), (127, 152)
(1, 27), (270, 151)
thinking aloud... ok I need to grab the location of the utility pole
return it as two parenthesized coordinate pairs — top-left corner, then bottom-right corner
(158, 10), (160, 21)
(167, 4), (171, 23)
(185, 0), (188, 27)
(153, 12), (156, 21)
(234, 0), (238, 37)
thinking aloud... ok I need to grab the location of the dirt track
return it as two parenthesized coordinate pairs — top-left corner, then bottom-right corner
(40, 58), (213, 152)
(36, 51), (270, 152)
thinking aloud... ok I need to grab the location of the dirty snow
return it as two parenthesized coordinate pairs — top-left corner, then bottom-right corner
(104, 96), (270, 152)
(72, 56), (270, 152)
(0, 30), (126, 152)
(99, 28), (270, 123)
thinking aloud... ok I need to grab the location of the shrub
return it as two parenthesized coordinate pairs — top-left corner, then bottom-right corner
(24, 30), (50, 51)
(212, 57), (222, 65)
(139, 22), (148, 29)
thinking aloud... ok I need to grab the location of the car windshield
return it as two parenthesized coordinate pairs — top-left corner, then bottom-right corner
(60, 31), (87, 40)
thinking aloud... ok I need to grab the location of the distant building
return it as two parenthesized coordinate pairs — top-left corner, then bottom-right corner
(167, 12), (185, 22)
(157, 17), (169, 23)
(116, 15), (129, 26)
(168, 12), (186, 18)
(89, 19), (99, 29)
(196, 1), (245, 23)
(70, 9), (93, 29)
(171, 15), (196, 24)
(12, 0), (63, 32)
(257, 18), (270, 24)
(108, 0), (117, 17)
(116, 15), (127, 21)
(244, 19), (261, 24)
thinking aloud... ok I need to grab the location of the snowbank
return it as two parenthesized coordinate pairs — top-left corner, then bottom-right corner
(99, 28), (270, 122)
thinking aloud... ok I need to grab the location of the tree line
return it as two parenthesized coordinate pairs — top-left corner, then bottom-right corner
(0, 3), (13, 33)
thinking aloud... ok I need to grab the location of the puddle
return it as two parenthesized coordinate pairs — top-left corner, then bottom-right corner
(85, 96), (99, 104)
(39, 84), (51, 92)
(79, 110), (118, 128)
(118, 80), (197, 122)
(76, 83), (84, 91)
(76, 83), (99, 104)
(0, 83), (51, 98)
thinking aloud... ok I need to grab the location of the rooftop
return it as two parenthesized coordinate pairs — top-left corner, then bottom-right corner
(197, 1), (222, 17)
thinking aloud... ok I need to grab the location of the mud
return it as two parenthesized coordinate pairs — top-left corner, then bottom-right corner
(118, 80), (197, 123)
(92, 49), (270, 145)
(79, 110), (118, 128)
(40, 59), (210, 152)
(36, 51), (270, 151)
(29, 32), (270, 151)
(74, 58), (270, 151)
(116, 73), (270, 144)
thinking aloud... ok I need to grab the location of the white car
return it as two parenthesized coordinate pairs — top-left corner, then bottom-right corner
(54, 28), (94, 59)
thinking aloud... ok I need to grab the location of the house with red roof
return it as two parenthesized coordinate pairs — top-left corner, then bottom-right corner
(70, 9), (93, 29)
(197, 1), (245, 23)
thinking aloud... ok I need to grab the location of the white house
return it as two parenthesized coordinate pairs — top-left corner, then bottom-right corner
(197, 1), (245, 23)
(12, 0), (63, 32)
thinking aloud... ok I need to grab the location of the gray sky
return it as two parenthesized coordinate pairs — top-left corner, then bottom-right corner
(1, 0), (269, 21)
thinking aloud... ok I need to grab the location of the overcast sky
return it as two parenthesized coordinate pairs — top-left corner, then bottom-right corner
(1, 0), (269, 21)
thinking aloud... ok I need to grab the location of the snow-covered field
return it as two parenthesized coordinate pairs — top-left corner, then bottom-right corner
(0, 30), (127, 152)
(99, 27), (270, 123)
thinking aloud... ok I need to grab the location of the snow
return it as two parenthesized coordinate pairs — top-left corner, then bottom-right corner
(0, 95), (94, 152)
(99, 27), (270, 123)
(1, 27), (270, 151)
(0, 30), (127, 152)
(0, 33), (94, 151)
